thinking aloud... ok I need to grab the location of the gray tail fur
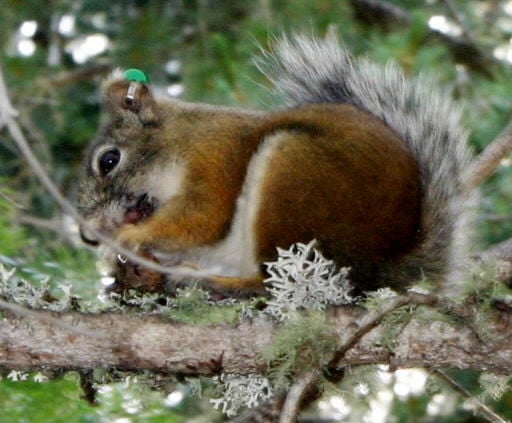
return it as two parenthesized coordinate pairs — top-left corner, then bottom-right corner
(259, 34), (476, 290)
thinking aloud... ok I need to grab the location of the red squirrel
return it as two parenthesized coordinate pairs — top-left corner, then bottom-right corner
(77, 34), (474, 295)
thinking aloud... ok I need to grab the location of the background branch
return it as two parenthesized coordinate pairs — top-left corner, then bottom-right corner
(349, 0), (496, 78)
(463, 125), (512, 192)
(435, 369), (509, 423)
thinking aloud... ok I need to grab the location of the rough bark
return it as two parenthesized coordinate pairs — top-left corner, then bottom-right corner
(1, 304), (511, 375)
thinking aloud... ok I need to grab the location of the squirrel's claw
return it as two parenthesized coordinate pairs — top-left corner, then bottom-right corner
(116, 223), (149, 252)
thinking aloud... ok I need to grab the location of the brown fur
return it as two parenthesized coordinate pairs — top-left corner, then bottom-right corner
(254, 104), (421, 291)
(109, 80), (266, 251)
(79, 80), (422, 294)
(78, 37), (474, 296)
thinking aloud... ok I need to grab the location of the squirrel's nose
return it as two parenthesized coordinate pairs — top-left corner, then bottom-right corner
(79, 226), (100, 246)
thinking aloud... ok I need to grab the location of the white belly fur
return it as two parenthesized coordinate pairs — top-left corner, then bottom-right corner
(159, 132), (288, 278)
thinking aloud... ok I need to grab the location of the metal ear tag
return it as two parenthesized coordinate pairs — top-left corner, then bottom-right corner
(125, 82), (138, 101)
(123, 68), (149, 102)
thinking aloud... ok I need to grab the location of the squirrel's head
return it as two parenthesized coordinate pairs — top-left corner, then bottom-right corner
(76, 70), (172, 246)
(76, 69), (263, 248)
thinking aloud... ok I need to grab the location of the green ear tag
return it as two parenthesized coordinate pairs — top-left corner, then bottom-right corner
(123, 68), (149, 84)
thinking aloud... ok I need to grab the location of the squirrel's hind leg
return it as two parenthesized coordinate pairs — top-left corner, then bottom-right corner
(169, 263), (266, 297)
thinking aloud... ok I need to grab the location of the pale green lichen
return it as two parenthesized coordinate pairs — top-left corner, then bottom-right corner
(0, 264), (80, 312)
(163, 287), (241, 325)
(479, 373), (511, 401)
(263, 240), (353, 321)
(262, 311), (338, 390)
(210, 373), (274, 417)
(7, 370), (29, 382)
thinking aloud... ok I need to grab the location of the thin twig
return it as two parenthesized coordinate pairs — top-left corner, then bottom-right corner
(0, 65), (243, 285)
(0, 190), (26, 209)
(16, 213), (70, 235)
(435, 369), (509, 423)
(0, 70), (18, 128)
(279, 292), (439, 422)
(279, 369), (319, 423)
(43, 64), (112, 87)
(463, 125), (512, 191)
(329, 292), (438, 367)
(442, 0), (475, 41)
(479, 214), (512, 223)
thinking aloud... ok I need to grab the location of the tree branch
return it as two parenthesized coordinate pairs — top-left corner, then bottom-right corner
(349, 0), (497, 78)
(463, 125), (512, 192)
(0, 302), (511, 375)
(43, 64), (112, 87)
(279, 369), (319, 423)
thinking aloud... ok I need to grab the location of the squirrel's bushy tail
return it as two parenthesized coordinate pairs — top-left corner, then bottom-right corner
(260, 34), (476, 290)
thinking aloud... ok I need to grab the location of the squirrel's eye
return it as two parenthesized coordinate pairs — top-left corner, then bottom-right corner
(98, 148), (121, 176)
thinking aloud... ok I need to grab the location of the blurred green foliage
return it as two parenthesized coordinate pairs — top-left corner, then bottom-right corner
(2, 0), (512, 421)
(0, 373), (195, 423)
(0, 187), (28, 257)
(0, 375), (95, 423)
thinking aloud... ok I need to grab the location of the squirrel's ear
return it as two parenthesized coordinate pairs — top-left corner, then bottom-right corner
(101, 70), (160, 126)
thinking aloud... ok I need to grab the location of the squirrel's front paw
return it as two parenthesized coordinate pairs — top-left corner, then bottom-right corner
(116, 224), (152, 252)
